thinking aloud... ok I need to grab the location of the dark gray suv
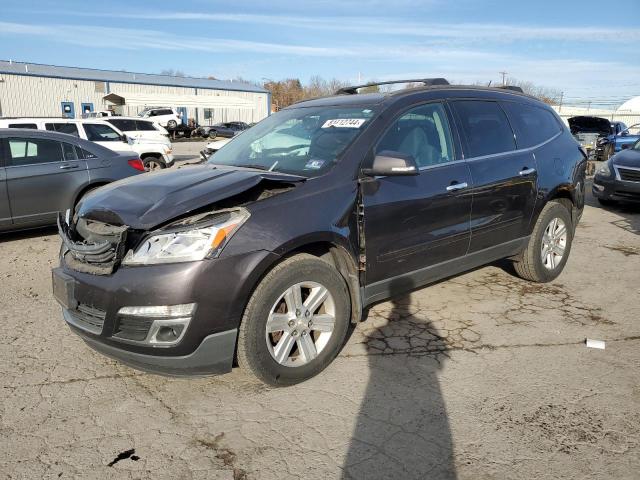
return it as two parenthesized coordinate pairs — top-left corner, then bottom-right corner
(53, 79), (586, 386)
(1, 129), (145, 233)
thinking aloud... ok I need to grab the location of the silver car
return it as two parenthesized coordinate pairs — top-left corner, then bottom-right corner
(0, 128), (145, 233)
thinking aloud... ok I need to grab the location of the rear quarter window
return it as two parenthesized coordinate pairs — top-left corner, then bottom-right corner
(108, 119), (137, 131)
(135, 120), (157, 131)
(8, 123), (38, 129)
(452, 100), (516, 157)
(502, 102), (561, 148)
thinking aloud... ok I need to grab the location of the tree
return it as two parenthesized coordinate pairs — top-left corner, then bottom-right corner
(505, 77), (562, 105)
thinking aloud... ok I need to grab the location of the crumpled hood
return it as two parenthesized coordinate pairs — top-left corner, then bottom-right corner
(77, 165), (304, 230)
(568, 116), (611, 135)
(612, 148), (640, 168)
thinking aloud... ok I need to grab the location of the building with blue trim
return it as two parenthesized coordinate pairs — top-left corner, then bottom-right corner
(0, 60), (270, 125)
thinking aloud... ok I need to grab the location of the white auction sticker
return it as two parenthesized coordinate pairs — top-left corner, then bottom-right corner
(321, 118), (366, 129)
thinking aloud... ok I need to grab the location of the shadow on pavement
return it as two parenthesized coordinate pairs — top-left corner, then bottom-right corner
(342, 277), (456, 479)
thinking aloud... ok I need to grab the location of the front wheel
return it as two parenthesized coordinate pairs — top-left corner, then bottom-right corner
(167, 120), (178, 129)
(237, 254), (351, 386)
(513, 201), (573, 283)
(207, 130), (217, 139)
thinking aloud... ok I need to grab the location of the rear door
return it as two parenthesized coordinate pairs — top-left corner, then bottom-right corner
(44, 122), (81, 138)
(363, 102), (472, 285)
(451, 99), (538, 252)
(0, 139), (11, 227)
(5, 136), (89, 226)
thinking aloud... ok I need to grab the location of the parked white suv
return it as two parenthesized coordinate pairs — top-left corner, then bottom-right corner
(0, 118), (174, 171)
(105, 117), (170, 144)
(138, 107), (182, 129)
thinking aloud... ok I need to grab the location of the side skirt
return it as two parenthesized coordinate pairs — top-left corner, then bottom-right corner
(362, 236), (529, 307)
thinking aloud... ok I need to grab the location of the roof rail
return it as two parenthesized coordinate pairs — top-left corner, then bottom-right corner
(336, 78), (450, 95)
(496, 85), (524, 93)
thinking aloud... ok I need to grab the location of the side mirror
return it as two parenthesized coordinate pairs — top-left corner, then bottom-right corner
(363, 150), (419, 177)
(621, 143), (630, 150)
(621, 131), (628, 137)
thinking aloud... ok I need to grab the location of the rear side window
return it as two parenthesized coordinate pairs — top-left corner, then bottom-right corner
(8, 123), (37, 129)
(45, 123), (80, 137)
(108, 119), (137, 131)
(61, 142), (78, 160)
(84, 123), (121, 142)
(136, 120), (157, 131)
(159, 109), (173, 116)
(7, 138), (65, 165)
(453, 101), (515, 157)
(502, 102), (561, 148)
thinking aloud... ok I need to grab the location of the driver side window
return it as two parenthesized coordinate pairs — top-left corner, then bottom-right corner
(376, 103), (455, 168)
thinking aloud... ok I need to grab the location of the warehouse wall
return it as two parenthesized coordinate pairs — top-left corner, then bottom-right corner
(0, 74), (106, 117)
(0, 73), (268, 124)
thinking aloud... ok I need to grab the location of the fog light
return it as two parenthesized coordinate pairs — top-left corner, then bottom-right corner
(116, 304), (195, 346)
(593, 183), (605, 192)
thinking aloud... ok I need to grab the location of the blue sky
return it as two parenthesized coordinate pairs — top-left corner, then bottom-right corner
(1, 0), (639, 106)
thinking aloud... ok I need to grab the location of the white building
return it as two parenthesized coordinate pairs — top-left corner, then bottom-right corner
(0, 60), (270, 125)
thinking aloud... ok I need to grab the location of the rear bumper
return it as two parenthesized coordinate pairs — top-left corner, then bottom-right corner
(593, 175), (640, 202)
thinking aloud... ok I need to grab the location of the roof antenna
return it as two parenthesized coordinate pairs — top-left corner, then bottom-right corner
(487, 80), (492, 87)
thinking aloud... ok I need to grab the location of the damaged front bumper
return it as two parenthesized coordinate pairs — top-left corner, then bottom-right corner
(54, 213), (280, 375)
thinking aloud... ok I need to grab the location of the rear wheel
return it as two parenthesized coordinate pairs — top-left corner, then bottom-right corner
(237, 254), (351, 386)
(142, 156), (165, 172)
(513, 201), (573, 283)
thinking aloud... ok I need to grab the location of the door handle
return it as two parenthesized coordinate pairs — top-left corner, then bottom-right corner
(446, 182), (468, 192)
(519, 167), (536, 176)
(59, 164), (79, 170)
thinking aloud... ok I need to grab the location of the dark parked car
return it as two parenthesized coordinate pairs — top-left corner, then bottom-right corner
(53, 79), (586, 386)
(596, 123), (640, 161)
(593, 139), (640, 204)
(0, 129), (145, 233)
(198, 121), (250, 139)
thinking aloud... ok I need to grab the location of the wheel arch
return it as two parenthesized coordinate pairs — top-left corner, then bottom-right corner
(73, 181), (109, 209)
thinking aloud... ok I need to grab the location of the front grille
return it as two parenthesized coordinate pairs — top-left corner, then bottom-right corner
(113, 316), (154, 342)
(67, 304), (106, 334)
(614, 189), (640, 200)
(618, 167), (640, 183)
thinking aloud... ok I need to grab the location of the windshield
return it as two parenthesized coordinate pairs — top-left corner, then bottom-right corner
(208, 105), (376, 177)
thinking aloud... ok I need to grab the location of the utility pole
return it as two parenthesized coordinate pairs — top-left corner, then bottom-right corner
(559, 92), (564, 113)
(499, 71), (508, 86)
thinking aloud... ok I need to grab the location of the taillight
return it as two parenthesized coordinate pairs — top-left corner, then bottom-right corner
(128, 158), (145, 171)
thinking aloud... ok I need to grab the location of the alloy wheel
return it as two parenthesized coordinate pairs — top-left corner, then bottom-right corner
(265, 281), (336, 367)
(541, 217), (567, 270)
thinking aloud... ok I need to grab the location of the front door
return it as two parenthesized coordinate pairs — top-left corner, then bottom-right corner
(4, 136), (88, 226)
(451, 100), (538, 252)
(362, 102), (472, 290)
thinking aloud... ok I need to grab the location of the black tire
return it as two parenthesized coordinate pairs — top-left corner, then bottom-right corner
(167, 120), (178, 129)
(208, 130), (217, 140)
(604, 144), (615, 161)
(597, 198), (617, 207)
(142, 156), (166, 172)
(237, 254), (351, 386)
(513, 201), (573, 283)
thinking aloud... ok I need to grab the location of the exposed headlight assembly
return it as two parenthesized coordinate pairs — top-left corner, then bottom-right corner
(596, 163), (611, 177)
(123, 208), (250, 265)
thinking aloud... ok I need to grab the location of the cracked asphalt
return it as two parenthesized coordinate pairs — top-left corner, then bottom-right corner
(1, 184), (639, 479)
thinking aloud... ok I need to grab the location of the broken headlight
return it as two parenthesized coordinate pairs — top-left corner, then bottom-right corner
(122, 208), (250, 265)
